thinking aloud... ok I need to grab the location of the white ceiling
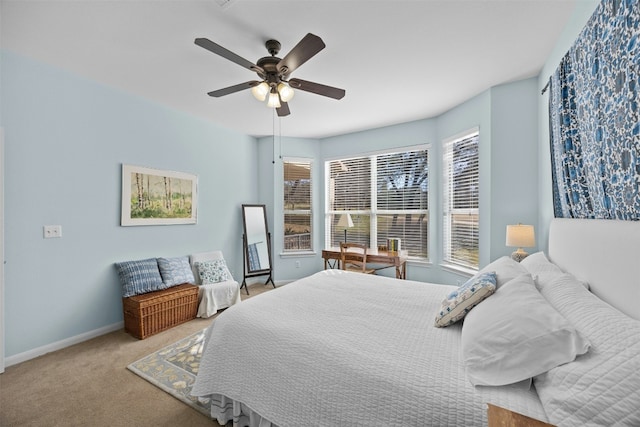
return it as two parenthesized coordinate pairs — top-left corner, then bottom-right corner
(1, 0), (577, 139)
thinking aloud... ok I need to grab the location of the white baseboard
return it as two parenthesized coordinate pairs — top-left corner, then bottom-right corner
(3, 280), (291, 368)
(4, 321), (124, 368)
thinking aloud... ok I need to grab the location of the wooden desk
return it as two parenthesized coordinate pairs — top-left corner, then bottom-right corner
(322, 247), (408, 279)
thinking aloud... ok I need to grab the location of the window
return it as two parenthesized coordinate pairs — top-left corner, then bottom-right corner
(325, 147), (429, 260)
(442, 129), (479, 270)
(283, 158), (312, 252)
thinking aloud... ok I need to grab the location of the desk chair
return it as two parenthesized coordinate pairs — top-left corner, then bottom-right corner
(340, 242), (376, 274)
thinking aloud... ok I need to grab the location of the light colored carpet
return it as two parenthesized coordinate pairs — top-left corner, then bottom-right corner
(0, 282), (274, 427)
(128, 328), (210, 417)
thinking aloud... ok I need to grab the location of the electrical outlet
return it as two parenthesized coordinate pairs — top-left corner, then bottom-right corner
(295, 261), (300, 268)
(43, 225), (62, 238)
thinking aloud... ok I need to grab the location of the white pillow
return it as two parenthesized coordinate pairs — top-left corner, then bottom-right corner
(520, 251), (588, 290)
(520, 251), (562, 275)
(461, 273), (590, 387)
(478, 255), (527, 288)
(534, 273), (640, 426)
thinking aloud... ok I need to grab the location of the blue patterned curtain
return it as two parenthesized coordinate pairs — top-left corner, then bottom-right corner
(549, 0), (640, 219)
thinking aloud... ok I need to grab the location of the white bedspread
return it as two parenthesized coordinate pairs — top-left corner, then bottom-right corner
(191, 270), (547, 426)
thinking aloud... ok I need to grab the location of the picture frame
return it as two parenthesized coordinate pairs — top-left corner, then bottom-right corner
(121, 164), (198, 226)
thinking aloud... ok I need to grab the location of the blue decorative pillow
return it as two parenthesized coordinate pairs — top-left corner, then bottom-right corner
(195, 259), (231, 285)
(115, 258), (165, 297)
(157, 256), (195, 287)
(434, 271), (497, 327)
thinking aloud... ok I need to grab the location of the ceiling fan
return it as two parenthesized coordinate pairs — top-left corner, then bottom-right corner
(194, 33), (345, 117)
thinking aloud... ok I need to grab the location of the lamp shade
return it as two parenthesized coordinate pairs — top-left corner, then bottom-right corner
(336, 213), (354, 229)
(506, 224), (535, 248)
(277, 82), (294, 102)
(267, 91), (281, 108)
(251, 82), (269, 101)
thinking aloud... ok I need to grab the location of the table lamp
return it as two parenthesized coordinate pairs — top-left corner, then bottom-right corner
(337, 213), (354, 243)
(506, 224), (535, 262)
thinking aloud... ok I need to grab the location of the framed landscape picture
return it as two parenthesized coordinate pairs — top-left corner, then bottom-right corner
(121, 164), (198, 226)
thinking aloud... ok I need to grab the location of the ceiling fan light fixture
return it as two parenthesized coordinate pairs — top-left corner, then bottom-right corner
(277, 82), (295, 102)
(251, 81), (269, 101)
(196, 33), (345, 117)
(267, 90), (281, 108)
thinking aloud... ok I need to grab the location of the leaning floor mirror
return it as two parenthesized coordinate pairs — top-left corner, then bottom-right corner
(241, 204), (275, 294)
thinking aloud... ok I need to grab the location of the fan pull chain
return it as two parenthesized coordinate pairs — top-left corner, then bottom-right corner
(279, 115), (283, 160)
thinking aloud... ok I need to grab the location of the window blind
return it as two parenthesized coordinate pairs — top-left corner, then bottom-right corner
(326, 147), (429, 260)
(443, 131), (479, 269)
(327, 157), (371, 247)
(329, 157), (371, 211)
(376, 150), (429, 259)
(283, 159), (312, 251)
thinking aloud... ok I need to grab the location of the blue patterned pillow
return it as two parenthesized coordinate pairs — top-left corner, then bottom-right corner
(195, 259), (231, 285)
(434, 271), (497, 327)
(157, 256), (195, 287)
(115, 258), (165, 297)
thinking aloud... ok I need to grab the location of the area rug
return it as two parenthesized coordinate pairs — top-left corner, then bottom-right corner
(127, 328), (210, 417)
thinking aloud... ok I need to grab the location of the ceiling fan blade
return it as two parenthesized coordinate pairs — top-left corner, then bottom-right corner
(277, 102), (291, 117)
(207, 81), (260, 97)
(277, 33), (325, 76)
(195, 38), (264, 74)
(288, 78), (345, 100)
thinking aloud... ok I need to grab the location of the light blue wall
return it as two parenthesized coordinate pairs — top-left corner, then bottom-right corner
(489, 79), (539, 258)
(536, 0), (600, 249)
(1, 1), (602, 361)
(262, 78), (540, 286)
(259, 120), (439, 282)
(272, 0), (601, 284)
(258, 135), (322, 281)
(435, 88), (492, 282)
(1, 51), (257, 358)
(431, 79), (538, 283)
(322, 119), (437, 281)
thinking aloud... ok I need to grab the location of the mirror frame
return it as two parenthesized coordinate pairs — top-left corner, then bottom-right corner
(241, 204), (272, 275)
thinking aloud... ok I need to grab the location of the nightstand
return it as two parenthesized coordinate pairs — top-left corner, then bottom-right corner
(487, 404), (555, 427)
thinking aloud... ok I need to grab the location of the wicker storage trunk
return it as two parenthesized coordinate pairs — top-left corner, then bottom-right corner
(123, 283), (198, 339)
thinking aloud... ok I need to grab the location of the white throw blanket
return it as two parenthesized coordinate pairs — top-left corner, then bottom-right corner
(191, 270), (546, 426)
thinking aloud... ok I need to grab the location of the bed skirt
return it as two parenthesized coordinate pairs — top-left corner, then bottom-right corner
(207, 394), (278, 427)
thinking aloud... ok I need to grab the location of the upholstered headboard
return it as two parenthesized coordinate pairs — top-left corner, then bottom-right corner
(548, 218), (640, 320)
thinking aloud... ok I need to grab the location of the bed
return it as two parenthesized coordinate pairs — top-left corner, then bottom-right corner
(191, 218), (640, 426)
